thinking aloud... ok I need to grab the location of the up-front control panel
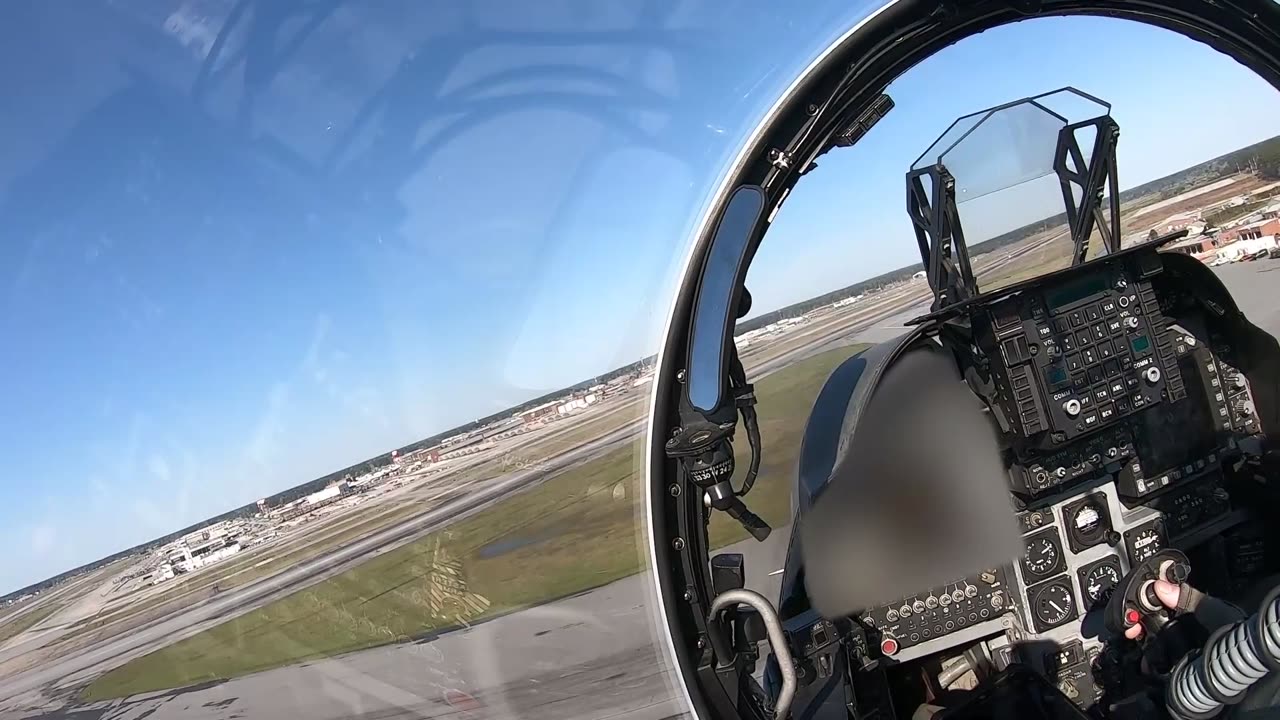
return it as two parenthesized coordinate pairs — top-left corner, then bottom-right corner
(1010, 425), (1135, 494)
(983, 261), (1185, 449)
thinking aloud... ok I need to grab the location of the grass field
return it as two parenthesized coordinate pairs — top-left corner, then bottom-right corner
(0, 603), (62, 648)
(82, 344), (866, 701)
(61, 400), (645, 654)
(64, 498), (442, 644)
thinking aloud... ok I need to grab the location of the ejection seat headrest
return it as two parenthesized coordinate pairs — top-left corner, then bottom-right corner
(801, 341), (1020, 619)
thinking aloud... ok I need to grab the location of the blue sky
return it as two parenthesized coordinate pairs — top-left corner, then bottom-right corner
(1, 2), (1279, 595)
(750, 19), (1280, 312)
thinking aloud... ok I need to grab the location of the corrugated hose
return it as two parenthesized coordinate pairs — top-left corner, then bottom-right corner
(1167, 585), (1280, 719)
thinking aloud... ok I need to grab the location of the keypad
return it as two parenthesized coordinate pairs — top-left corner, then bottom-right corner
(987, 268), (1178, 443)
(1035, 286), (1162, 439)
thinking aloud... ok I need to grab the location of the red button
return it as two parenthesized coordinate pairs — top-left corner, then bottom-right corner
(881, 637), (899, 656)
(1125, 608), (1141, 625)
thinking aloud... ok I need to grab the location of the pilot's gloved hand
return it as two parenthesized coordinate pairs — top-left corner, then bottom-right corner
(1123, 580), (1245, 640)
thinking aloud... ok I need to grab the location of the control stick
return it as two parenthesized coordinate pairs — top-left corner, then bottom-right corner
(1103, 552), (1280, 718)
(1104, 550), (1192, 640)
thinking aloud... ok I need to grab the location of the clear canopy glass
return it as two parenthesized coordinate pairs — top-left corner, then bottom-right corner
(912, 88), (1111, 202)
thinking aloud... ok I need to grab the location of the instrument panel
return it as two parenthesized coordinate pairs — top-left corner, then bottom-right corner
(861, 569), (1011, 658)
(858, 248), (1263, 689)
(982, 253), (1260, 503)
(982, 257), (1185, 454)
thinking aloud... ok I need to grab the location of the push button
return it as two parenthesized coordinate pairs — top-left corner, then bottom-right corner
(1092, 323), (1108, 342)
(1001, 337), (1029, 366)
(1087, 305), (1102, 322)
(1103, 358), (1121, 378)
(1070, 311), (1085, 328)
(1076, 330), (1092, 347)
(1067, 353), (1084, 372)
(993, 305), (1021, 330)
(1082, 348), (1098, 366)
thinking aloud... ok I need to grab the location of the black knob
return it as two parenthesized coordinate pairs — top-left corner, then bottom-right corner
(1166, 562), (1190, 584)
(1104, 530), (1122, 546)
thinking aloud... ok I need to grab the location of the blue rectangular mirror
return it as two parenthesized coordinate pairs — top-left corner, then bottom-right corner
(687, 185), (765, 413)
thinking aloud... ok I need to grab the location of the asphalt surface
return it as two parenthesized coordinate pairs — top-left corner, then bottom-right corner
(0, 421), (641, 718)
(1213, 256), (1280, 337)
(6, 534), (789, 720)
(4, 257), (1275, 720)
(0, 277), (882, 718)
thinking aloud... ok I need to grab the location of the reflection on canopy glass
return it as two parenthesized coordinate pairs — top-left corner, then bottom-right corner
(2, 6), (1279, 720)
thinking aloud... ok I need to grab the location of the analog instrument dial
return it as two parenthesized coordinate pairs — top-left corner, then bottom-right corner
(1022, 531), (1063, 578)
(1072, 500), (1104, 537)
(1127, 524), (1165, 564)
(1032, 580), (1076, 629)
(1082, 559), (1122, 605)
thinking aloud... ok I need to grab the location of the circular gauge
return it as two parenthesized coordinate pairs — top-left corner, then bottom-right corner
(1032, 581), (1076, 628)
(1022, 534), (1060, 577)
(1083, 561), (1121, 604)
(1064, 493), (1112, 552)
(1128, 526), (1164, 564)
(1072, 501), (1103, 537)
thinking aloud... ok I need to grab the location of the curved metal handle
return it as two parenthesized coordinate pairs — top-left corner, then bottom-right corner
(708, 588), (795, 720)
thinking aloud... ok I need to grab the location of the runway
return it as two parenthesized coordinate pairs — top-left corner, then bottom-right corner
(0, 420), (642, 717)
(1212, 256), (1280, 338)
(6, 257), (1276, 720)
(2, 271), (917, 716)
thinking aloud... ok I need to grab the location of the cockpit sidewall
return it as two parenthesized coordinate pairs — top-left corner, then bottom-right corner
(643, 1), (1280, 718)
